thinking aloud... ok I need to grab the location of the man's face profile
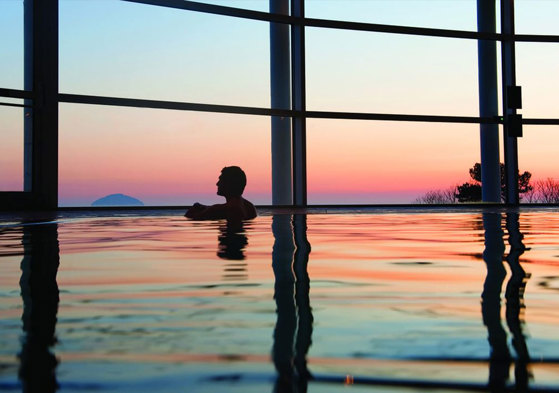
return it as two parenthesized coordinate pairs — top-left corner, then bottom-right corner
(216, 173), (231, 196)
(215, 167), (246, 198)
(216, 174), (225, 196)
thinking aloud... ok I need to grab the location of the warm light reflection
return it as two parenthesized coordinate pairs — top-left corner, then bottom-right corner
(2, 211), (559, 390)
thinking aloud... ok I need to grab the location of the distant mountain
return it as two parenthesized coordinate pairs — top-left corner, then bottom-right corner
(91, 193), (144, 207)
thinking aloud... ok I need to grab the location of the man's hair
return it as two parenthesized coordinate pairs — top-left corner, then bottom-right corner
(221, 166), (247, 197)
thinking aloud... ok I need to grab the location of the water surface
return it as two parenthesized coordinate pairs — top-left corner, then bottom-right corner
(1, 209), (558, 392)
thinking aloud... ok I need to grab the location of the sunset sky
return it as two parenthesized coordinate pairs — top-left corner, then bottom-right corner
(1, 0), (558, 205)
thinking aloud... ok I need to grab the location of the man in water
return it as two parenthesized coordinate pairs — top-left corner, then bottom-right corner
(185, 166), (257, 220)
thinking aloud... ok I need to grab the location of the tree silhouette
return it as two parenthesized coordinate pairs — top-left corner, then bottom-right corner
(456, 163), (532, 202)
(455, 182), (481, 202)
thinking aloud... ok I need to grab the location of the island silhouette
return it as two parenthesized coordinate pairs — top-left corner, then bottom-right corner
(91, 194), (144, 207)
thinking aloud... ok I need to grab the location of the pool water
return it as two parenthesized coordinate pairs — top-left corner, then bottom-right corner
(1, 209), (559, 392)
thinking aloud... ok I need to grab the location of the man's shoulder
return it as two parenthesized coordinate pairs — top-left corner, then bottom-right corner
(242, 198), (255, 207)
(242, 198), (257, 219)
(205, 203), (228, 216)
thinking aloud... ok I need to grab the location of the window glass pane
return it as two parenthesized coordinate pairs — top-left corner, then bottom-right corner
(306, 0), (476, 31)
(515, 0), (559, 35)
(59, 104), (271, 207)
(306, 28), (479, 116)
(519, 126), (559, 203)
(59, 0), (270, 107)
(0, 0), (24, 90)
(516, 43), (559, 119)
(307, 119), (481, 204)
(0, 104), (24, 191)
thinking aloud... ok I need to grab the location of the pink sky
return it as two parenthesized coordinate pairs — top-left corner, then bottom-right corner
(2, 102), (557, 206)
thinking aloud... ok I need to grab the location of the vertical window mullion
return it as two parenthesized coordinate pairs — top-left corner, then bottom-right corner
(291, 0), (306, 206)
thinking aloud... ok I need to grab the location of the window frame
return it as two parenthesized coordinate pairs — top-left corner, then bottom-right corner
(2, 0), (559, 209)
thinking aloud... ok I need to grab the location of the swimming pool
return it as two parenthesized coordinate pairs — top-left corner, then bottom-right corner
(1, 208), (558, 392)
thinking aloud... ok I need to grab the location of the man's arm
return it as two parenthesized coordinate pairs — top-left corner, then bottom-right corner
(185, 203), (206, 218)
(185, 203), (228, 220)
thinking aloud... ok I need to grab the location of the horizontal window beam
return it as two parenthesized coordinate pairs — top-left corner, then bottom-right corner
(0, 88), (33, 100)
(62, 93), (492, 124)
(306, 111), (497, 124)
(515, 34), (559, 43)
(306, 21), (559, 43)
(304, 18), (497, 41)
(58, 93), (293, 117)
(523, 118), (559, 125)
(59, 93), (558, 125)
(125, 0), (559, 42)
(124, 0), (292, 24)
(307, 113), (559, 125)
(0, 102), (30, 108)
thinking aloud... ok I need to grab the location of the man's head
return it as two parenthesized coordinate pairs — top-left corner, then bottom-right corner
(216, 166), (247, 197)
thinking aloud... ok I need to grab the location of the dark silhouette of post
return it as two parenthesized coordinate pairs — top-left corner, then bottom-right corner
(501, 0), (520, 204)
(481, 211), (531, 392)
(23, 0), (59, 208)
(292, 214), (313, 387)
(291, 0), (307, 206)
(272, 215), (296, 392)
(504, 212), (531, 390)
(19, 221), (60, 393)
(481, 212), (509, 392)
(477, 0), (501, 202)
(271, 214), (313, 392)
(270, 0), (292, 205)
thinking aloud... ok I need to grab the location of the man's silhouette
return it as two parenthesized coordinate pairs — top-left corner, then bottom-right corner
(185, 166), (257, 220)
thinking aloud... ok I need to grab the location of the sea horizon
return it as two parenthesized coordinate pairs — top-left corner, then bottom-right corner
(58, 190), (427, 207)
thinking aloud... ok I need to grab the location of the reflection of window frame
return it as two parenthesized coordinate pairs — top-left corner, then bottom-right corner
(1, 0), (559, 208)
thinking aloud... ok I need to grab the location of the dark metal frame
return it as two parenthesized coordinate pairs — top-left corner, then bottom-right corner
(1, 0), (559, 208)
(501, 0), (520, 204)
(0, 0), (58, 209)
(291, 0), (306, 206)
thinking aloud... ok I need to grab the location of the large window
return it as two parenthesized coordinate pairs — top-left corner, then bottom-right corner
(305, 0), (477, 30)
(307, 120), (480, 204)
(0, 1), (23, 90)
(0, 104), (24, 191)
(516, 43), (559, 119)
(59, 0), (270, 107)
(306, 28), (479, 116)
(515, 0), (559, 35)
(59, 104), (271, 206)
(1, 0), (558, 207)
(514, 2), (559, 203)
(0, 1), (24, 192)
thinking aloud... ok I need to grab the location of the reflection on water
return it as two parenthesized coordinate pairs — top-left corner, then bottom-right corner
(217, 220), (249, 281)
(1, 210), (559, 392)
(505, 212), (532, 391)
(272, 215), (313, 393)
(19, 221), (60, 393)
(482, 212), (531, 392)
